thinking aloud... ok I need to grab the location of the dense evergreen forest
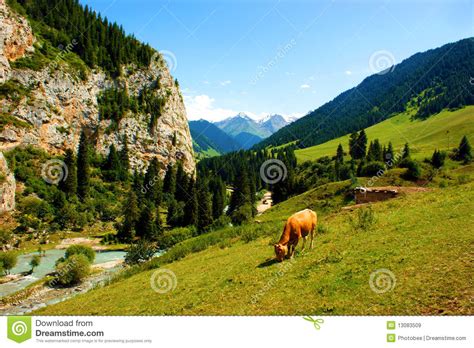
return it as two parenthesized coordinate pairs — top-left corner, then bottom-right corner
(256, 38), (474, 149)
(9, 0), (155, 76)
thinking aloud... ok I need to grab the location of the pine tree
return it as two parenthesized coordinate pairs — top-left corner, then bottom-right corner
(174, 161), (188, 202)
(457, 135), (472, 163)
(197, 178), (213, 232)
(143, 158), (162, 206)
(431, 149), (446, 169)
(356, 129), (368, 159)
(132, 171), (145, 205)
(336, 143), (344, 163)
(167, 199), (184, 227)
(210, 177), (226, 220)
(402, 143), (411, 159)
(104, 144), (122, 181)
(367, 141), (374, 161)
(386, 142), (394, 163)
(356, 158), (366, 176)
(77, 130), (90, 200)
(349, 132), (358, 159)
(136, 203), (157, 240)
(372, 139), (382, 161)
(228, 166), (250, 215)
(60, 149), (77, 196)
(183, 178), (198, 227)
(167, 198), (178, 226)
(120, 138), (130, 180)
(154, 206), (162, 235)
(118, 190), (139, 242)
(249, 171), (257, 216)
(335, 143), (344, 180)
(163, 163), (176, 196)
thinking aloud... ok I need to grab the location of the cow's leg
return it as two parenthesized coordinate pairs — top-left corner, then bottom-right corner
(310, 228), (314, 249)
(290, 241), (297, 258)
(301, 236), (306, 252)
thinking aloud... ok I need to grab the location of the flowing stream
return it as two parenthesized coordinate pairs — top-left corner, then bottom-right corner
(0, 249), (126, 298)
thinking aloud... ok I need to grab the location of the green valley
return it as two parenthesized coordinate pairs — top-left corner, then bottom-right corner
(295, 107), (474, 163)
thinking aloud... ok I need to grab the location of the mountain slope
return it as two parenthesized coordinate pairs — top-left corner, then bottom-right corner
(233, 131), (263, 149)
(259, 114), (289, 134)
(295, 106), (474, 162)
(215, 113), (272, 138)
(256, 38), (474, 149)
(189, 120), (240, 155)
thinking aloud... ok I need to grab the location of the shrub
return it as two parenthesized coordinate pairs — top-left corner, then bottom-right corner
(18, 196), (53, 220)
(30, 255), (41, 272)
(125, 240), (157, 265)
(100, 232), (118, 245)
(360, 161), (385, 176)
(317, 224), (330, 234)
(54, 254), (90, 286)
(156, 226), (195, 250)
(0, 228), (12, 245)
(241, 226), (260, 243)
(338, 164), (353, 180)
(230, 203), (253, 225)
(0, 252), (17, 275)
(399, 158), (421, 180)
(431, 149), (446, 168)
(349, 206), (376, 231)
(457, 175), (471, 185)
(65, 245), (95, 263)
(209, 215), (231, 230)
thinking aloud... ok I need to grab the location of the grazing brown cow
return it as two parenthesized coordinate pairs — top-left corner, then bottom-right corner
(274, 209), (317, 262)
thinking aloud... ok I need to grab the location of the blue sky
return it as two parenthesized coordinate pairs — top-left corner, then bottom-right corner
(81, 0), (473, 122)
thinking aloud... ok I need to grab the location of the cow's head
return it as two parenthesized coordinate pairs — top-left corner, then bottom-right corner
(274, 244), (287, 262)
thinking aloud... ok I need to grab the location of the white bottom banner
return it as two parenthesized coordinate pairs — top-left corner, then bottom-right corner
(0, 316), (472, 347)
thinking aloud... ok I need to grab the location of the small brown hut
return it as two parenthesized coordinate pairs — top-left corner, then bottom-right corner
(354, 187), (399, 204)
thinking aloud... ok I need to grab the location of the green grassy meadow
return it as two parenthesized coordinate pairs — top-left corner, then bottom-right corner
(35, 177), (474, 316)
(295, 106), (474, 163)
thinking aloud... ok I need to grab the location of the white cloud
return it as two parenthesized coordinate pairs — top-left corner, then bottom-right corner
(184, 94), (237, 122)
(219, 80), (231, 86)
(184, 94), (305, 123)
(300, 84), (311, 89)
(345, 70), (352, 75)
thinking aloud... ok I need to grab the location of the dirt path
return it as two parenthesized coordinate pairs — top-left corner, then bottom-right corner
(257, 191), (272, 215)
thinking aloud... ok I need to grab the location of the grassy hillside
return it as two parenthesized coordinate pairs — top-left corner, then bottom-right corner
(35, 176), (474, 315)
(295, 106), (474, 163)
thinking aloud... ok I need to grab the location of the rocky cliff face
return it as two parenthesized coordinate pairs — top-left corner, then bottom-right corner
(0, 151), (15, 213)
(0, 0), (195, 175)
(0, 0), (34, 83)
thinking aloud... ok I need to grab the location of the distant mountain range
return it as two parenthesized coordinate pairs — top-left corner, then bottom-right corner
(189, 120), (241, 157)
(189, 113), (294, 156)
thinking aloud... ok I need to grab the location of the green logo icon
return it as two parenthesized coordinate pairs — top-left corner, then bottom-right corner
(387, 333), (396, 343)
(387, 321), (396, 330)
(303, 316), (324, 330)
(7, 316), (32, 343)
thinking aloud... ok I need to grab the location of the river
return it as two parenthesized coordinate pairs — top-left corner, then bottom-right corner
(0, 249), (126, 298)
